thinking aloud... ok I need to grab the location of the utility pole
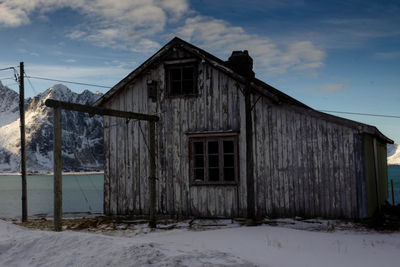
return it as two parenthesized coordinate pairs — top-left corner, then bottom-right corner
(19, 62), (27, 222)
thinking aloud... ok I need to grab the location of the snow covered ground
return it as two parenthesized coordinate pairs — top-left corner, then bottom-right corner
(0, 219), (399, 267)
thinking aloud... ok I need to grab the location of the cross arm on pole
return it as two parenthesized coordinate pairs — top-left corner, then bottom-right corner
(45, 99), (159, 122)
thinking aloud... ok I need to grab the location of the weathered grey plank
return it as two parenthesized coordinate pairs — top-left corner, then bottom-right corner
(311, 116), (319, 217)
(238, 86), (247, 217)
(294, 112), (303, 216)
(109, 100), (118, 214)
(103, 115), (110, 215)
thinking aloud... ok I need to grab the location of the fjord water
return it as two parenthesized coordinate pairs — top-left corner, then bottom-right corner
(0, 174), (103, 219)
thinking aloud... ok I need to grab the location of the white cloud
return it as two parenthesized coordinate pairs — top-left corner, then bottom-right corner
(312, 83), (349, 94)
(0, 0), (188, 52)
(175, 16), (325, 74)
(0, 1), (325, 75)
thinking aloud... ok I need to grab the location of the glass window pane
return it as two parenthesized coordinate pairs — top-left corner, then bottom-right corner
(224, 168), (234, 181)
(208, 141), (218, 154)
(223, 140), (234, 153)
(182, 80), (194, 94)
(193, 141), (203, 154)
(194, 169), (204, 181)
(170, 68), (181, 80)
(209, 168), (219, 181)
(194, 155), (204, 167)
(170, 81), (181, 95)
(224, 154), (234, 167)
(182, 67), (193, 80)
(208, 155), (219, 167)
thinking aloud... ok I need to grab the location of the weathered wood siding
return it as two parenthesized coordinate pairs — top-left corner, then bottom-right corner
(252, 98), (366, 218)
(103, 54), (247, 217)
(103, 48), (368, 219)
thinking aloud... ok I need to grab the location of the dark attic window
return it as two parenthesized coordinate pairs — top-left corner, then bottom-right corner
(189, 135), (238, 185)
(166, 64), (197, 96)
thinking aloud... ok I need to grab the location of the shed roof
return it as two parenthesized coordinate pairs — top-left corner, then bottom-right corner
(93, 37), (393, 144)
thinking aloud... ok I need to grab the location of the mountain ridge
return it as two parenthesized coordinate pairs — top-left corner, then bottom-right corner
(0, 83), (103, 173)
(388, 143), (400, 165)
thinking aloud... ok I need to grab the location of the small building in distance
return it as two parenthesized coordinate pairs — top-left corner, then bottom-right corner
(94, 37), (393, 219)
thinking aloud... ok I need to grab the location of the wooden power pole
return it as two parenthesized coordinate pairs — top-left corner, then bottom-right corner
(53, 107), (62, 231)
(19, 62), (27, 222)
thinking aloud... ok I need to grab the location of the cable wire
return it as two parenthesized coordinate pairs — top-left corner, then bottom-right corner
(0, 67), (15, 72)
(318, 110), (400, 119)
(25, 75), (111, 88)
(24, 72), (39, 95)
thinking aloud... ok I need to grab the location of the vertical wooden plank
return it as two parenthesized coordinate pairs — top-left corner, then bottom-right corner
(300, 114), (309, 216)
(294, 112), (303, 216)
(312, 117), (320, 217)
(332, 126), (341, 217)
(103, 116), (110, 215)
(264, 100), (272, 215)
(343, 129), (351, 218)
(181, 98), (190, 216)
(149, 121), (157, 228)
(304, 115), (312, 217)
(271, 107), (279, 215)
(338, 127), (345, 217)
(347, 129), (357, 218)
(328, 123), (336, 217)
(172, 99), (181, 215)
(53, 107), (62, 232)
(109, 100), (118, 215)
(166, 97), (174, 214)
(257, 97), (266, 216)
(238, 85), (247, 217)
(140, 78), (149, 215)
(125, 87), (134, 215)
(276, 107), (283, 216)
(118, 89), (127, 215)
(316, 118), (324, 217)
(320, 120), (328, 218)
(131, 85), (141, 214)
(287, 110), (296, 216)
(282, 109), (290, 215)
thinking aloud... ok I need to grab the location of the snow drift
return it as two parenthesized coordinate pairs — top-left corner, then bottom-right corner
(0, 219), (400, 267)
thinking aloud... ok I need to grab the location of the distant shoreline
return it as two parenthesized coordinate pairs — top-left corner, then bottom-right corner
(0, 171), (104, 176)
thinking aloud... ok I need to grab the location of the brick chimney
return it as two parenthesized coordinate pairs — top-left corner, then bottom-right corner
(226, 50), (255, 79)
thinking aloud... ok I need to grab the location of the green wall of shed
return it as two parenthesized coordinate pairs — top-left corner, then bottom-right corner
(363, 134), (388, 217)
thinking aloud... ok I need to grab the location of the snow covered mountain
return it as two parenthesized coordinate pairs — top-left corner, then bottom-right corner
(388, 143), (400, 165)
(0, 84), (103, 173)
(0, 81), (20, 127)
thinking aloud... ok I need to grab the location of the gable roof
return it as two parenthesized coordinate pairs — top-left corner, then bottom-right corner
(93, 37), (393, 144)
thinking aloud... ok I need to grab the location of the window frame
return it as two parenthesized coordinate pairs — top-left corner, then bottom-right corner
(165, 61), (198, 97)
(189, 133), (239, 186)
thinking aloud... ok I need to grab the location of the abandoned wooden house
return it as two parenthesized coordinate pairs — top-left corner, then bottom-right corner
(94, 37), (393, 219)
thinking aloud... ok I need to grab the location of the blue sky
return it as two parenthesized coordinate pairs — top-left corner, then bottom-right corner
(0, 0), (399, 143)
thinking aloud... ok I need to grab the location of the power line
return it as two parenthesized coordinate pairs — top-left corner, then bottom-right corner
(0, 67), (16, 72)
(25, 75), (111, 89)
(24, 72), (39, 95)
(318, 110), (400, 119)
